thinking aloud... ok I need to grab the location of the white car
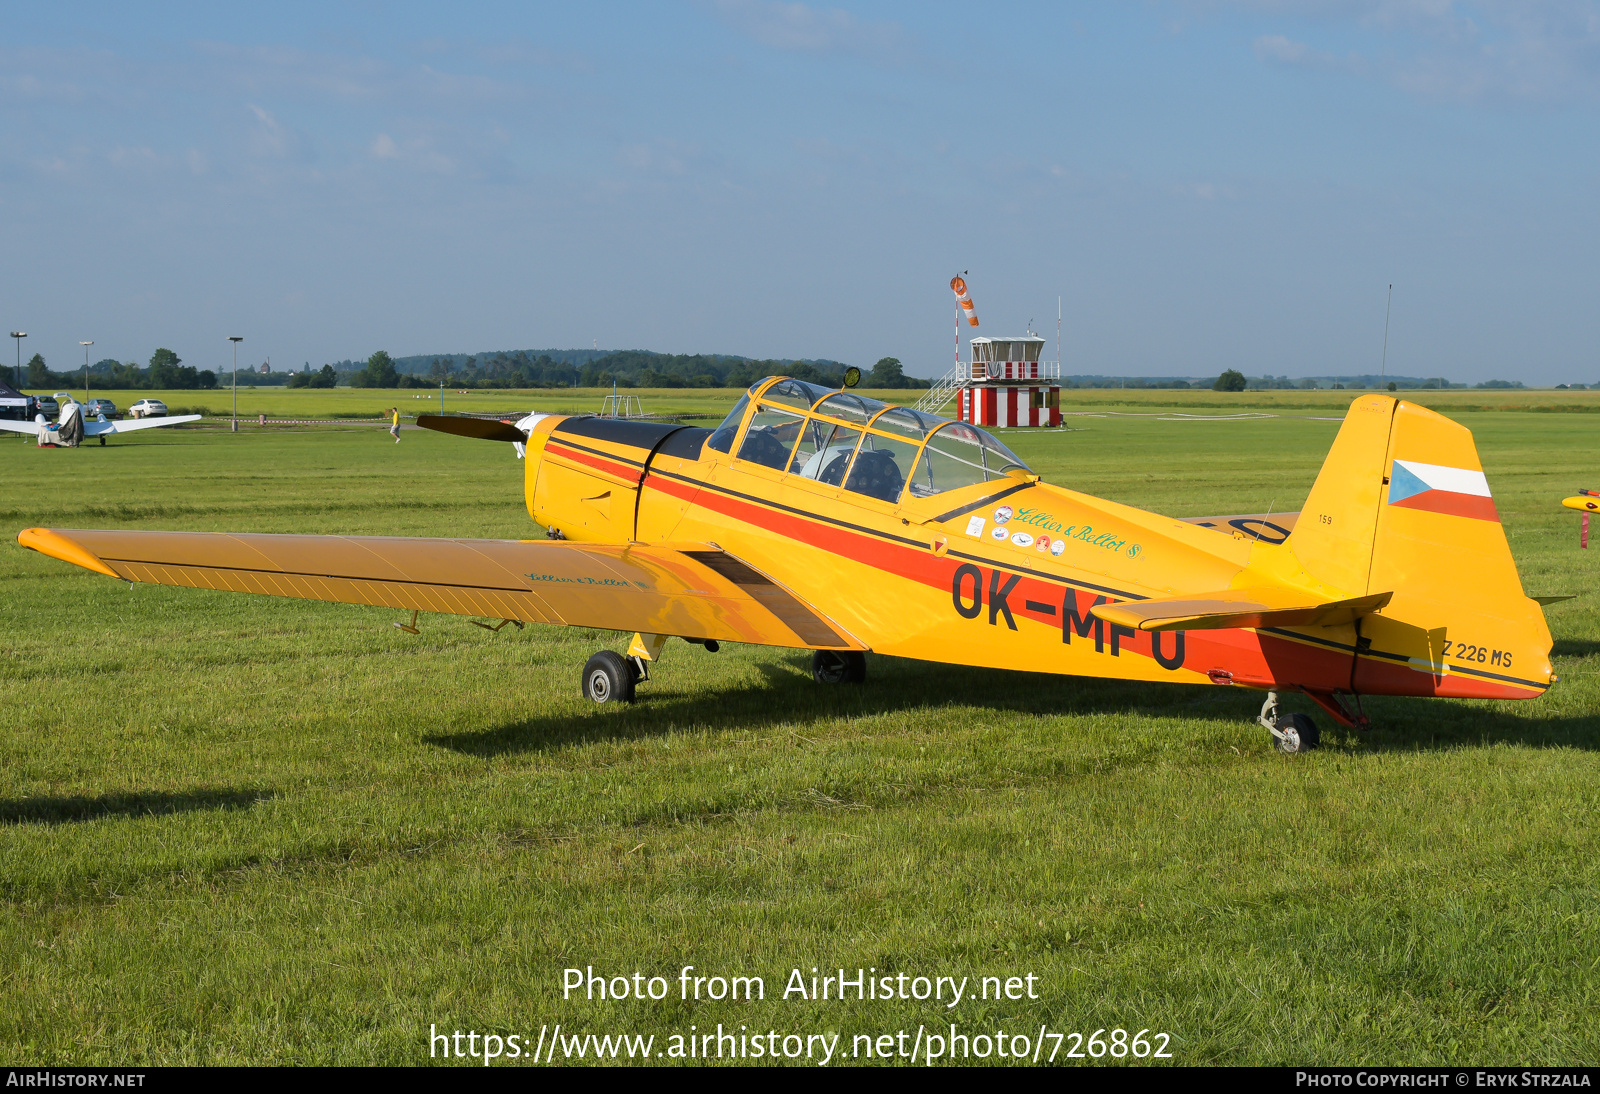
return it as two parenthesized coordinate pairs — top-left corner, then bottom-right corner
(128, 399), (169, 419)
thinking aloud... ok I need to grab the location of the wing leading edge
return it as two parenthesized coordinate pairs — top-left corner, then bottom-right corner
(17, 528), (864, 651)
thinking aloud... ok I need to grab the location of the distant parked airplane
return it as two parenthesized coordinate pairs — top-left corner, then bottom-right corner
(0, 387), (199, 447)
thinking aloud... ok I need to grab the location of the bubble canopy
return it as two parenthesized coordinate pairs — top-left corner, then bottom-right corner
(706, 376), (1033, 504)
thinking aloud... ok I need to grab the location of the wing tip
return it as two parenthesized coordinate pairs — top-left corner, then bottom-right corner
(16, 528), (120, 578)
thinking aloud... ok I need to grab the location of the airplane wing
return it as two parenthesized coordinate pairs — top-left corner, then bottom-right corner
(1177, 512), (1299, 544)
(0, 415), (202, 436)
(86, 414), (202, 435)
(1092, 586), (1392, 632)
(16, 527), (865, 651)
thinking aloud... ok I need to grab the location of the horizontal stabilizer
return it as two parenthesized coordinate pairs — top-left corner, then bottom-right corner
(1092, 586), (1393, 632)
(417, 414), (526, 442)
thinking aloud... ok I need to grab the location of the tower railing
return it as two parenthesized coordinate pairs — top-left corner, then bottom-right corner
(913, 360), (1061, 416)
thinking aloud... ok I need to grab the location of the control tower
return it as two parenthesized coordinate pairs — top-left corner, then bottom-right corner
(914, 276), (1063, 427)
(959, 335), (1060, 428)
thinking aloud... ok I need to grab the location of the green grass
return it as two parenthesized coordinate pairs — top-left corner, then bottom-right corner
(1, 398), (1597, 1065)
(73, 382), (1600, 422)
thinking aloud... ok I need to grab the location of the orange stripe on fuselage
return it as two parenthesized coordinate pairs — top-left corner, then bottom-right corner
(648, 471), (1360, 690)
(546, 441), (643, 485)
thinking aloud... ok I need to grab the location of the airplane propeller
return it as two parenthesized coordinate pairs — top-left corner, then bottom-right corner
(416, 414), (527, 443)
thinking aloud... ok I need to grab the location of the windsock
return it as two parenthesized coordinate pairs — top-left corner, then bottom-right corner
(950, 275), (979, 328)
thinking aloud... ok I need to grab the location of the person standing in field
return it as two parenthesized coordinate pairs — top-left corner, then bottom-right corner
(389, 407), (400, 443)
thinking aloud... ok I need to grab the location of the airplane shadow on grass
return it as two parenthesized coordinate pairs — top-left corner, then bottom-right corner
(428, 653), (1600, 758)
(0, 788), (274, 826)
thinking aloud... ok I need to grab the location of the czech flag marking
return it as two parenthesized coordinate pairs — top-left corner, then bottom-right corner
(1387, 459), (1499, 522)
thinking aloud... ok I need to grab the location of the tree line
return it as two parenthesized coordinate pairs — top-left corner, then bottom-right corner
(344, 350), (929, 390)
(16, 346), (932, 392)
(18, 349), (216, 390)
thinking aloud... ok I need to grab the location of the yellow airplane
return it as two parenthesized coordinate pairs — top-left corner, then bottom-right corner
(1560, 490), (1599, 548)
(16, 377), (1555, 753)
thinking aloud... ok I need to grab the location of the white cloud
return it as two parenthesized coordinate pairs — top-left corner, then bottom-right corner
(371, 133), (399, 159)
(705, 0), (909, 61)
(1223, 0), (1600, 102)
(246, 104), (311, 160)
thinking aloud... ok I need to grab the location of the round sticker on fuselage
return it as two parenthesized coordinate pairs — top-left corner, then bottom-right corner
(994, 506), (1013, 524)
(1035, 535), (1052, 552)
(1010, 531), (1034, 548)
(991, 526), (1010, 541)
(1050, 539), (1066, 556)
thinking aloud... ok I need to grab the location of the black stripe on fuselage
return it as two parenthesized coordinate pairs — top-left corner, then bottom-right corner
(651, 467), (1144, 602)
(652, 465), (1550, 690)
(927, 480), (1038, 524)
(554, 416), (685, 449)
(545, 435), (647, 469)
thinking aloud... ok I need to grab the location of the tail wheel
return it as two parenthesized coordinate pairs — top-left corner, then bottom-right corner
(1273, 713), (1320, 753)
(811, 650), (866, 685)
(581, 651), (636, 704)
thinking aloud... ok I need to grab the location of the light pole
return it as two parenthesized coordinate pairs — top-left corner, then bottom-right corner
(229, 336), (243, 432)
(9, 332), (24, 388)
(80, 341), (93, 402)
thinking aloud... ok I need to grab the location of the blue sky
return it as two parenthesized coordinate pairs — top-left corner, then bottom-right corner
(3, 1), (1598, 383)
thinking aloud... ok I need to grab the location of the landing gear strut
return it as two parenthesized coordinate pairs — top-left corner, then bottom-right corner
(1258, 691), (1319, 753)
(812, 650), (866, 684)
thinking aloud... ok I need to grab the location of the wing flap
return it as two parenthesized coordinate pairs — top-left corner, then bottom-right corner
(18, 528), (865, 651)
(1092, 586), (1393, 632)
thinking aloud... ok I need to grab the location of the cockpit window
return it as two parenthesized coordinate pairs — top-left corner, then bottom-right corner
(737, 404), (804, 470)
(791, 421), (861, 484)
(844, 433), (918, 503)
(706, 394), (750, 454)
(764, 378), (834, 411)
(871, 407), (935, 439)
(813, 393), (886, 423)
(981, 431), (1030, 474)
(906, 422), (1032, 498)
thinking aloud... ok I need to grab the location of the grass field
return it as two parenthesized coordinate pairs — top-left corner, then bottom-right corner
(58, 382), (1600, 423)
(2, 392), (1597, 1066)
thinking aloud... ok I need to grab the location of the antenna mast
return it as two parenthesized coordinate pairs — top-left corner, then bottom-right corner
(1380, 283), (1393, 382)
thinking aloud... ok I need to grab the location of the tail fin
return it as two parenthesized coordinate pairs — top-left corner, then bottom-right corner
(1287, 394), (1396, 598)
(1288, 394), (1551, 699)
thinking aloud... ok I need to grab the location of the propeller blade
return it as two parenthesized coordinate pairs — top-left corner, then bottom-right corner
(416, 414), (526, 443)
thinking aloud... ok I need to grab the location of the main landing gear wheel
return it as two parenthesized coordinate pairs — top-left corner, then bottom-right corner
(1257, 691), (1319, 753)
(1273, 713), (1320, 754)
(811, 650), (866, 685)
(582, 651), (636, 704)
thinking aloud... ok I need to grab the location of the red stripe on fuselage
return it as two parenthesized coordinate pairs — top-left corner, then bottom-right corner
(547, 441), (643, 484)
(647, 471), (1360, 689)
